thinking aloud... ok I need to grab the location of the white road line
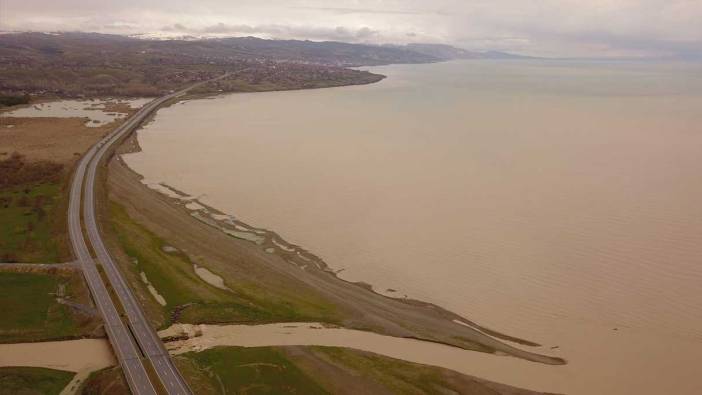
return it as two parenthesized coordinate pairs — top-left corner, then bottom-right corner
(76, 74), (233, 394)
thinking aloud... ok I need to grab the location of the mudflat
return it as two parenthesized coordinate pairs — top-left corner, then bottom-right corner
(0, 117), (112, 164)
(0, 98), (145, 164)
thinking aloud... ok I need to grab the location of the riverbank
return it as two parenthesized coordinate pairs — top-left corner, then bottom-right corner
(177, 345), (550, 395)
(159, 322), (567, 393)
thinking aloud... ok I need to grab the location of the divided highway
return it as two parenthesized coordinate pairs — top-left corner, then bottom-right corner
(68, 137), (157, 395)
(68, 75), (230, 394)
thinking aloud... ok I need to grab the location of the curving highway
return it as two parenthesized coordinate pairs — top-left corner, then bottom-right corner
(68, 75), (230, 394)
(68, 132), (158, 395)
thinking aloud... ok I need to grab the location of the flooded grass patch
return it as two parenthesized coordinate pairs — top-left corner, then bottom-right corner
(108, 201), (340, 327)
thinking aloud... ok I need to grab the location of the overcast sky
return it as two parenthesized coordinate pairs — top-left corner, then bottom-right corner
(1, 0), (701, 58)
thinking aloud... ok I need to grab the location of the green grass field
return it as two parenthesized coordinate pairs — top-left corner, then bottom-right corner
(178, 347), (329, 395)
(175, 346), (500, 395)
(0, 182), (64, 263)
(309, 347), (456, 394)
(0, 272), (85, 343)
(109, 202), (339, 327)
(0, 367), (74, 395)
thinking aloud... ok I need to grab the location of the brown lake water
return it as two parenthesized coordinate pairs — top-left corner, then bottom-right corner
(125, 60), (702, 394)
(0, 339), (115, 372)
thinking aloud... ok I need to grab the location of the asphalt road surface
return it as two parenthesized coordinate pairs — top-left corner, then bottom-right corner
(68, 75), (230, 394)
(68, 135), (158, 395)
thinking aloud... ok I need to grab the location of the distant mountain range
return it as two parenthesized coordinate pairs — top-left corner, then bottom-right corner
(125, 34), (533, 65)
(126, 31), (530, 62)
(0, 31), (530, 67)
(0, 32), (531, 97)
(394, 43), (533, 60)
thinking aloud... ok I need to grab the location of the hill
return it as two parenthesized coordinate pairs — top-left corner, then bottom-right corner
(0, 32), (437, 98)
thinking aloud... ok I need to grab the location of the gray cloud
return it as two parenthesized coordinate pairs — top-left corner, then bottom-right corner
(1, 0), (701, 58)
(161, 22), (379, 42)
(162, 23), (188, 32)
(290, 6), (444, 16)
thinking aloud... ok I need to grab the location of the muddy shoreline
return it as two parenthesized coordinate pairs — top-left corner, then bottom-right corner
(133, 180), (543, 349)
(105, 97), (564, 367)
